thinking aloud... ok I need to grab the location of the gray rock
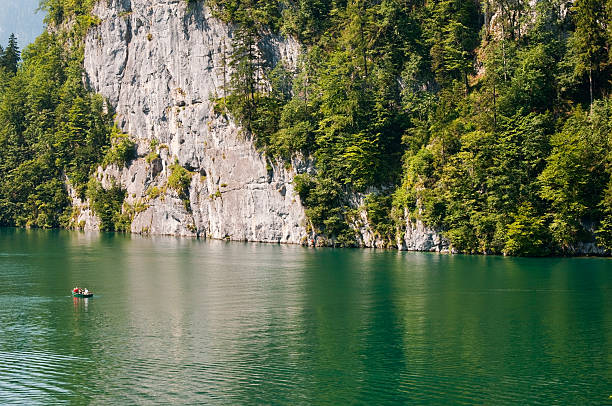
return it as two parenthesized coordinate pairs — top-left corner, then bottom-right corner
(81, 0), (308, 243)
(398, 209), (449, 252)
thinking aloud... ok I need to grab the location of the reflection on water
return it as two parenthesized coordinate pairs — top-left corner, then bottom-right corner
(0, 228), (611, 404)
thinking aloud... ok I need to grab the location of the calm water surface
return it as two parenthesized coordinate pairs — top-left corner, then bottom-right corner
(0, 228), (610, 404)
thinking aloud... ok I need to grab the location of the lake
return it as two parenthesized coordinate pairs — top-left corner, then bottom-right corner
(0, 228), (610, 404)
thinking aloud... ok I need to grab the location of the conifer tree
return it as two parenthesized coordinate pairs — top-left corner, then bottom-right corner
(228, 13), (261, 134)
(569, 0), (609, 110)
(1, 34), (20, 74)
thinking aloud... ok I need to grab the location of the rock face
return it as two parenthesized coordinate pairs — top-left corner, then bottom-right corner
(78, 0), (449, 250)
(398, 210), (449, 252)
(82, 0), (307, 243)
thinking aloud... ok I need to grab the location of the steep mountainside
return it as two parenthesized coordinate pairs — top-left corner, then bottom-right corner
(0, 0), (610, 255)
(73, 0), (446, 250)
(77, 0), (307, 243)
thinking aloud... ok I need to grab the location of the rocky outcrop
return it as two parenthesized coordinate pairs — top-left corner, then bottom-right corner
(398, 210), (449, 252)
(74, 0), (449, 250)
(82, 0), (307, 243)
(347, 191), (449, 251)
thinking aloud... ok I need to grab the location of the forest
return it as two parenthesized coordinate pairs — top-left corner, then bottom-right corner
(0, 0), (610, 255)
(208, 0), (612, 255)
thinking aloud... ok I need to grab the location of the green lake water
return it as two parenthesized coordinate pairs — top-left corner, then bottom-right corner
(0, 228), (611, 404)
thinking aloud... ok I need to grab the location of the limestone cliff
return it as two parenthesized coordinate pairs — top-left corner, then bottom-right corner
(73, 0), (448, 251)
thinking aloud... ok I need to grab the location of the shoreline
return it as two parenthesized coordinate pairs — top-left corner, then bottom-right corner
(2, 226), (609, 258)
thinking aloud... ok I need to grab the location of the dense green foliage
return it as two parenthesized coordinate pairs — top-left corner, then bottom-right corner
(0, 4), (120, 229)
(86, 179), (127, 231)
(39, 0), (97, 26)
(103, 130), (136, 168)
(0, 34), (21, 74)
(211, 0), (612, 254)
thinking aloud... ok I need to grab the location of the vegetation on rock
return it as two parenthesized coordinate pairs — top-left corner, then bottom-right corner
(211, 0), (612, 255)
(103, 130), (136, 168)
(168, 161), (193, 210)
(86, 179), (127, 232)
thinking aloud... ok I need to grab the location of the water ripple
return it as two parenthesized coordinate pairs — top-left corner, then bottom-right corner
(0, 351), (94, 404)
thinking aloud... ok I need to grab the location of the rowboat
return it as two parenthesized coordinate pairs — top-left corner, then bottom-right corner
(72, 292), (93, 298)
(72, 288), (93, 298)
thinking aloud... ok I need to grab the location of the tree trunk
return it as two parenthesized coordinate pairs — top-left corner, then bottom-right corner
(589, 64), (593, 114)
(501, 27), (508, 82)
(359, 6), (368, 79)
(222, 40), (227, 99)
(493, 80), (497, 127)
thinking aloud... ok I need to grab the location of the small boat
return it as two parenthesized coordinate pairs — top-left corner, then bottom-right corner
(72, 292), (93, 298)
(71, 288), (93, 298)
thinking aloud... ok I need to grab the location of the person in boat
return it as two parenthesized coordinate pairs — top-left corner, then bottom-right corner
(73, 287), (79, 294)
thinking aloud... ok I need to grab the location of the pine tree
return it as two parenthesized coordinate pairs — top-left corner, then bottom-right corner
(569, 0), (608, 110)
(228, 14), (261, 134)
(425, 0), (481, 90)
(1, 34), (21, 75)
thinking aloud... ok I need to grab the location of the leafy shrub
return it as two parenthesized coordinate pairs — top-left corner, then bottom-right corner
(146, 186), (163, 200)
(168, 161), (193, 201)
(145, 152), (160, 164)
(103, 131), (135, 167)
(503, 204), (550, 256)
(114, 200), (149, 232)
(86, 179), (127, 232)
(293, 173), (351, 242)
(364, 193), (395, 244)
